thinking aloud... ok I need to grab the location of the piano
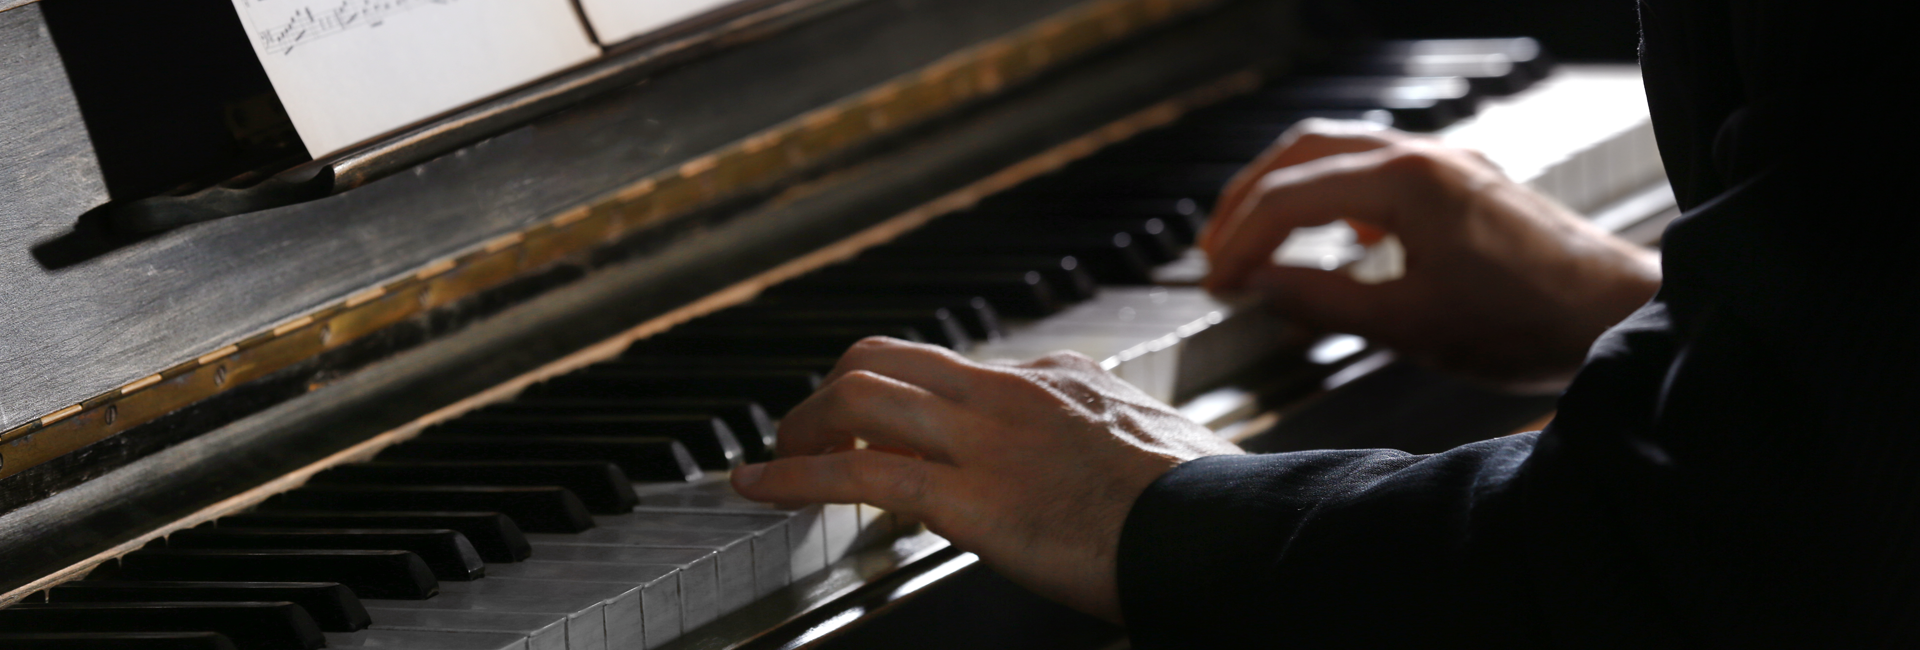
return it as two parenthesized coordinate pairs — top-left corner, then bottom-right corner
(0, 0), (1673, 647)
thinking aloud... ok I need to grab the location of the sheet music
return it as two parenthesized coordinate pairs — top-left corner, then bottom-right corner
(230, 0), (600, 157)
(577, 0), (742, 46)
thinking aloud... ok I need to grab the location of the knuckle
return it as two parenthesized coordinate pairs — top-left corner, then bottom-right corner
(845, 336), (898, 356)
(1376, 146), (1458, 185)
(997, 368), (1060, 401)
(832, 370), (890, 399)
(1041, 350), (1099, 370)
(1288, 117), (1390, 143)
(817, 372), (874, 411)
(1052, 349), (1097, 364)
(1252, 167), (1298, 194)
(871, 462), (932, 506)
(1284, 117), (1340, 139)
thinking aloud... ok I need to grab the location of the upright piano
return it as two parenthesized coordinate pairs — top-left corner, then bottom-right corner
(0, 0), (1673, 647)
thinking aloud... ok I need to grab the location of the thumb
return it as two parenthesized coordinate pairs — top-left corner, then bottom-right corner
(1244, 264), (1386, 335)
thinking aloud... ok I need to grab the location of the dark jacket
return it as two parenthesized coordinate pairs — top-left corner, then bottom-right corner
(1118, 0), (1920, 645)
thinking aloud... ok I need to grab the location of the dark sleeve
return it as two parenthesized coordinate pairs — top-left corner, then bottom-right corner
(1116, 0), (1920, 643)
(1120, 245), (1920, 646)
(1117, 441), (1556, 648)
(1116, 300), (1696, 646)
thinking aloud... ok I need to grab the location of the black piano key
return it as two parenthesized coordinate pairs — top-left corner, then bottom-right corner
(767, 269), (1062, 316)
(1164, 106), (1395, 130)
(431, 415), (743, 472)
(216, 512), (531, 564)
(0, 632), (238, 650)
(697, 308), (975, 351)
(531, 369), (821, 414)
(1237, 76), (1475, 131)
(1173, 108), (1397, 136)
(629, 325), (925, 357)
(114, 549), (438, 600)
(0, 602), (322, 650)
(847, 252), (1100, 302)
(1067, 215), (1191, 251)
(1094, 135), (1279, 164)
(977, 198), (1205, 241)
(1342, 38), (1550, 94)
(266, 485), (597, 534)
(883, 234), (1155, 285)
(166, 529), (485, 583)
(489, 397), (779, 463)
(376, 437), (701, 485)
(1047, 162), (1243, 200)
(47, 581), (371, 633)
(916, 215), (1185, 263)
(743, 294), (1003, 341)
(1332, 54), (1531, 96)
(603, 355), (840, 375)
(310, 461), (640, 514)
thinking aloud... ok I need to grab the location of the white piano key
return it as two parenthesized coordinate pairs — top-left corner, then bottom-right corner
(854, 504), (898, 549)
(822, 504), (861, 565)
(526, 528), (757, 618)
(361, 609), (568, 650)
(529, 544), (721, 632)
(484, 562), (682, 649)
(969, 287), (1282, 404)
(326, 629), (531, 650)
(783, 506), (831, 581)
(594, 512), (794, 598)
(363, 579), (637, 650)
(1439, 64), (1660, 213)
(441, 579), (643, 650)
(631, 480), (841, 582)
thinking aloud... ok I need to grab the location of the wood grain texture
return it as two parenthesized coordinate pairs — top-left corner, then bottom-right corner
(0, 2), (40, 14)
(0, 0), (1086, 429)
(0, 0), (1299, 599)
(0, 2), (113, 427)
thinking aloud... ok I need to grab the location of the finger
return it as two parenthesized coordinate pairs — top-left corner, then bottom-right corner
(825, 336), (978, 401)
(1203, 120), (1402, 251)
(1202, 149), (1411, 293)
(731, 449), (955, 520)
(777, 369), (963, 461)
(1240, 264), (1390, 335)
(1018, 349), (1104, 371)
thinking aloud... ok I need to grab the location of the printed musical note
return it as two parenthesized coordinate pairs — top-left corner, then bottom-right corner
(227, 0), (598, 156)
(239, 0), (463, 54)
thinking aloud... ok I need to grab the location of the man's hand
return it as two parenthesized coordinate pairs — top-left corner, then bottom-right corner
(730, 337), (1242, 623)
(1203, 119), (1662, 389)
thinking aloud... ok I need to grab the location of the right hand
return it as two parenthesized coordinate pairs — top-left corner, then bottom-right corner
(731, 338), (1242, 623)
(1201, 119), (1662, 389)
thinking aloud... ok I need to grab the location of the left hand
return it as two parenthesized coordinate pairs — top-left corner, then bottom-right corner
(1200, 119), (1662, 388)
(730, 337), (1243, 623)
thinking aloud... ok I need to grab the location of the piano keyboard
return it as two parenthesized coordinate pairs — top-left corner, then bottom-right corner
(0, 39), (1669, 650)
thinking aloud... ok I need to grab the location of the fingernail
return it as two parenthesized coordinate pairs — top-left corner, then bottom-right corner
(732, 463), (765, 487)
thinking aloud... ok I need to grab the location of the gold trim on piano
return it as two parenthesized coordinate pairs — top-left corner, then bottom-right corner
(0, 62), (1261, 613)
(0, 0), (1225, 481)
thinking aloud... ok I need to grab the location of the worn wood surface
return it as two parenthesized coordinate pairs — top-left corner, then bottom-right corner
(0, 3), (114, 427)
(0, 0), (1296, 599)
(0, 0), (1087, 429)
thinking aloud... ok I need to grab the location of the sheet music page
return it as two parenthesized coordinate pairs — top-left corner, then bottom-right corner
(229, 0), (601, 157)
(577, 0), (742, 46)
